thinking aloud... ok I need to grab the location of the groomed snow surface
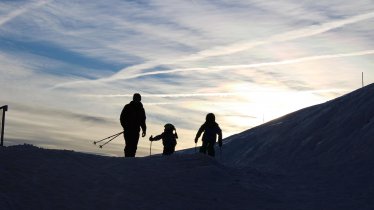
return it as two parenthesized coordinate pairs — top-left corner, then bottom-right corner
(1, 84), (374, 210)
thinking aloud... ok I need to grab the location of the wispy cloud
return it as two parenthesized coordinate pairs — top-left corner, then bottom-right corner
(178, 11), (374, 60)
(52, 11), (374, 88)
(113, 49), (374, 80)
(0, 0), (50, 27)
(54, 49), (374, 87)
(82, 92), (244, 98)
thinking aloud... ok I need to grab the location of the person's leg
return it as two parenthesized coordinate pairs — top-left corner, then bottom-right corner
(124, 140), (133, 157)
(170, 145), (175, 154)
(207, 142), (215, 157)
(124, 132), (130, 157)
(199, 141), (207, 154)
(131, 132), (140, 156)
(163, 146), (172, 155)
(124, 132), (139, 157)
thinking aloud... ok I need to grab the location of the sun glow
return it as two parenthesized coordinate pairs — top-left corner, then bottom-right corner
(218, 83), (328, 135)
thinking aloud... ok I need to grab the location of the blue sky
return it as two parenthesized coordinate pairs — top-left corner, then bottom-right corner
(1, 0), (373, 156)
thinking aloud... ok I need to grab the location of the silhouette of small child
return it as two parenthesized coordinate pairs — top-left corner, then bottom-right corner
(149, 123), (178, 155)
(195, 113), (222, 157)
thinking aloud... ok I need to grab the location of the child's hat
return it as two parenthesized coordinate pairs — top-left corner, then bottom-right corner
(164, 123), (175, 130)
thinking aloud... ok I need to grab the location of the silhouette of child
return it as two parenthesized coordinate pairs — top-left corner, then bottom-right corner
(149, 123), (178, 155)
(195, 113), (222, 157)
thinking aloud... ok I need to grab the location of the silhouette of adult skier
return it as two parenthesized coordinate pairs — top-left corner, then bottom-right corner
(120, 93), (146, 157)
(195, 113), (222, 157)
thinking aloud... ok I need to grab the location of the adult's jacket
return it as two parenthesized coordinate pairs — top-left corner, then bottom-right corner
(120, 101), (146, 133)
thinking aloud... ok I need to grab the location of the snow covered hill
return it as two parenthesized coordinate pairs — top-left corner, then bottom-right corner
(222, 83), (374, 170)
(1, 84), (373, 210)
(186, 83), (374, 209)
(217, 84), (374, 210)
(0, 145), (272, 210)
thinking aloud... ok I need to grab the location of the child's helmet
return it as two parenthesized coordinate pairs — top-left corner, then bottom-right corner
(164, 123), (175, 131)
(206, 113), (215, 122)
(165, 123), (178, 139)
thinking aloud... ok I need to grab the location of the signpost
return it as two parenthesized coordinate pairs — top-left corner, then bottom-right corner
(1, 105), (8, 147)
(362, 72), (364, 87)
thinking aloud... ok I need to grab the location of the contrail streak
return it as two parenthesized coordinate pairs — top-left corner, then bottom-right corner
(106, 11), (374, 81)
(0, 0), (50, 27)
(100, 50), (374, 80)
(53, 11), (374, 88)
(82, 88), (346, 99)
(82, 92), (243, 98)
(180, 12), (374, 61)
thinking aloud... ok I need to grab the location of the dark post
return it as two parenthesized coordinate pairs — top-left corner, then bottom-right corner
(362, 72), (364, 87)
(1, 105), (8, 147)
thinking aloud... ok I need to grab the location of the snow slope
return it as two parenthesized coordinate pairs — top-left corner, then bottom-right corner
(0, 145), (272, 210)
(1, 84), (373, 210)
(221, 83), (374, 170)
(218, 84), (374, 209)
(183, 83), (374, 209)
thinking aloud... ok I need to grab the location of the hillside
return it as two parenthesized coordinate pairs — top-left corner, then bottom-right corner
(0, 145), (271, 210)
(189, 84), (374, 209)
(222, 83), (374, 170)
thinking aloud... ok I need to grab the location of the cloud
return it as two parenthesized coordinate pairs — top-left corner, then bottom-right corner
(81, 92), (244, 98)
(178, 11), (374, 60)
(7, 102), (117, 128)
(0, 0), (50, 27)
(2, 101), (120, 152)
(80, 88), (348, 99)
(52, 11), (374, 88)
(53, 49), (374, 87)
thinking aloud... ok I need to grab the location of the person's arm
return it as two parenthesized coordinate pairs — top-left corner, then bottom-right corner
(217, 125), (223, 147)
(194, 124), (205, 143)
(120, 106), (126, 128)
(149, 133), (163, 141)
(140, 107), (146, 137)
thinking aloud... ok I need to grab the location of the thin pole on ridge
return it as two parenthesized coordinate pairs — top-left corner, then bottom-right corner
(1, 105), (8, 147)
(150, 141), (152, 156)
(362, 72), (364, 87)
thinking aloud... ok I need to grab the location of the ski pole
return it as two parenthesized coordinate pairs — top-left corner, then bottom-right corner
(94, 131), (123, 148)
(195, 143), (197, 153)
(93, 131), (124, 145)
(150, 141), (152, 156)
(98, 132), (122, 148)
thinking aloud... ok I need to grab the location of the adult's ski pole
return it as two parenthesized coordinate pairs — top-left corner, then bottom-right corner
(93, 131), (123, 144)
(93, 131), (123, 148)
(98, 134), (120, 148)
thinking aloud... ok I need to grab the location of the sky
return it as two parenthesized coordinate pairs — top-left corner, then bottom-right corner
(0, 0), (373, 156)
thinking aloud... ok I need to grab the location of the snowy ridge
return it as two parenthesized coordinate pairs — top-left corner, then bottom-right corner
(221, 83), (374, 170)
(0, 145), (269, 210)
